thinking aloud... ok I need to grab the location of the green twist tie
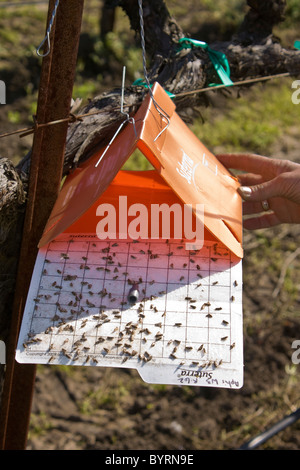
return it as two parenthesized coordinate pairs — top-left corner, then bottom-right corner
(178, 37), (233, 87)
(132, 78), (176, 98)
(294, 40), (300, 50)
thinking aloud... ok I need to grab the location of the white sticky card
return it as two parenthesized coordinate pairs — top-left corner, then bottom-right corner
(16, 234), (243, 389)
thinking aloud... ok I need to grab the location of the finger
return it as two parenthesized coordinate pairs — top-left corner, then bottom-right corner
(237, 177), (283, 202)
(238, 173), (264, 186)
(243, 212), (280, 230)
(216, 153), (279, 177)
(242, 200), (272, 215)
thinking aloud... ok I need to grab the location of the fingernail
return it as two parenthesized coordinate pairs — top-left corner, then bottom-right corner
(238, 186), (252, 199)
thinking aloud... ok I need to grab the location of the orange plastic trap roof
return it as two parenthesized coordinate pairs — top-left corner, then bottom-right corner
(39, 82), (243, 258)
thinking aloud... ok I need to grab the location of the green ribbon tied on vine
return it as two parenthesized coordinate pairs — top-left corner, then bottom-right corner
(133, 37), (233, 96)
(177, 37), (234, 87)
(294, 40), (300, 50)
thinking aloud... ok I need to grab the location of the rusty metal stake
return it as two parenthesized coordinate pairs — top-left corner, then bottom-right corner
(0, 0), (84, 450)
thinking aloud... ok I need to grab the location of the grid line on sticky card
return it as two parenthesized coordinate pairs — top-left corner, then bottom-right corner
(16, 236), (243, 389)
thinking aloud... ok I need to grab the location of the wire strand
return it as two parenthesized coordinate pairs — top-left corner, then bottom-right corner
(175, 72), (292, 97)
(137, 0), (170, 140)
(0, 1), (48, 7)
(0, 71), (295, 141)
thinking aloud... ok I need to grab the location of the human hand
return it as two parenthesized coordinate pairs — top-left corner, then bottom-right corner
(216, 153), (300, 230)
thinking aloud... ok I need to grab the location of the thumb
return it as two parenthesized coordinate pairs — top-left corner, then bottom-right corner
(238, 178), (281, 202)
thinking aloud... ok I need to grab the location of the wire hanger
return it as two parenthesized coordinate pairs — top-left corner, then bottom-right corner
(95, 66), (137, 168)
(36, 0), (60, 57)
(137, 0), (170, 141)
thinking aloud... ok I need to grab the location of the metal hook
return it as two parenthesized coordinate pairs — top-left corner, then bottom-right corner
(153, 103), (170, 142)
(36, 0), (60, 58)
(36, 31), (51, 57)
(120, 66), (128, 119)
(94, 120), (128, 168)
(95, 66), (137, 168)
